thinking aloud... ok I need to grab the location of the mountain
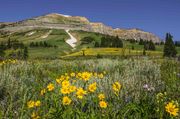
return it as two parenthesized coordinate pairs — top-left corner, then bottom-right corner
(0, 13), (161, 43)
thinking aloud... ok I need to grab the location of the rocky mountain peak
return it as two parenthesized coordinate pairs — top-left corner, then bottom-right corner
(0, 13), (161, 43)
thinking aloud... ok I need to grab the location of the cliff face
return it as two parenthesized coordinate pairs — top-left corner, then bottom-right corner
(0, 13), (161, 43)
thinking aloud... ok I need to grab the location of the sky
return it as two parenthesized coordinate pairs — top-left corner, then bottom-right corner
(0, 0), (180, 41)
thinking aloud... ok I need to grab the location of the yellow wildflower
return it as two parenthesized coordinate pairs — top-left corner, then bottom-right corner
(56, 78), (61, 84)
(70, 72), (76, 77)
(40, 89), (46, 96)
(47, 83), (54, 91)
(98, 73), (104, 79)
(65, 76), (70, 80)
(31, 112), (40, 119)
(88, 82), (97, 93)
(94, 72), (98, 77)
(165, 101), (179, 117)
(35, 100), (41, 107)
(98, 93), (105, 100)
(112, 82), (121, 92)
(62, 80), (70, 88)
(77, 73), (82, 77)
(69, 86), (77, 92)
(81, 72), (91, 81)
(62, 96), (72, 105)
(61, 87), (70, 94)
(99, 101), (107, 108)
(27, 101), (35, 108)
(76, 88), (87, 99)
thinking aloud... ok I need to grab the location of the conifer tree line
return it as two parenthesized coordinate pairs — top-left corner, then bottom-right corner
(0, 38), (24, 50)
(29, 41), (57, 48)
(0, 38), (28, 60)
(95, 36), (123, 48)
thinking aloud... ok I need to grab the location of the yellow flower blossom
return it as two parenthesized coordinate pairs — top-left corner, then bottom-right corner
(61, 87), (70, 94)
(56, 78), (61, 84)
(98, 93), (105, 100)
(99, 101), (107, 108)
(70, 72), (76, 77)
(62, 80), (70, 88)
(76, 88), (87, 99)
(62, 96), (72, 105)
(40, 89), (46, 96)
(94, 72), (98, 77)
(165, 101), (179, 117)
(27, 101), (35, 108)
(88, 82), (97, 93)
(47, 83), (54, 91)
(31, 112), (40, 119)
(112, 82), (121, 92)
(69, 86), (77, 92)
(35, 100), (41, 107)
(98, 73), (104, 79)
(81, 72), (91, 81)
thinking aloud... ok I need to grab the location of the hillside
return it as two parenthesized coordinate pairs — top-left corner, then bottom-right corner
(0, 13), (161, 43)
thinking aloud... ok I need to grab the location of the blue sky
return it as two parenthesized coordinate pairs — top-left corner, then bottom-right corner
(0, 0), (180, 41)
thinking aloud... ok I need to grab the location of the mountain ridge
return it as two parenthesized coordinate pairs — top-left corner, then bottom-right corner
(0, 13), (161, 43)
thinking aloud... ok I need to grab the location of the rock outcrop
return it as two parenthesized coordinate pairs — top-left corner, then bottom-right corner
(0, 13), (161, 43)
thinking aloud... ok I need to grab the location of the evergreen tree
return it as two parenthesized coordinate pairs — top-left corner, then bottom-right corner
(163, 33), (177, 57)
(23, 46), (28, 60)
(94, 41), (100, 47)
(7, 38), (11, 49)
(139, 39), (144, 45)
(0, 46), (5, 57)
(149, 40), (156, 51)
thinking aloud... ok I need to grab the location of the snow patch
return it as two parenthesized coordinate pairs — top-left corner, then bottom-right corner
(65, 30), (77, 48)
(27, 31), (36, 36)
(55, 13), (71, 18)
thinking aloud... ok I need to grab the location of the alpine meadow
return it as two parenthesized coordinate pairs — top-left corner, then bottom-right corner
(0, 0), (180, 119)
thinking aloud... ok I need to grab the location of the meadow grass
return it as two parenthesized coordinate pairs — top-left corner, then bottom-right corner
(62, 48), (163, 58)
(0, 58), (179, 118)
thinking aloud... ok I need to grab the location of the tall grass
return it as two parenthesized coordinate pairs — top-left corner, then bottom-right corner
(0, 58), (179, 118)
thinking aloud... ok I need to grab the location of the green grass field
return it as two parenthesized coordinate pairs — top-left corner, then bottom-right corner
(1, 29), (180, 59)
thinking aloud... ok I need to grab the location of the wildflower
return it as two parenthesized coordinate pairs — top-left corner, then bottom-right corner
(27, 101), (35, 108)
(62, 80), (70, 88)
(47, 83), (54, 91)
(103, 71), (106, 75)
(56, 78), (61, 84)
(76, 88), (87, 99)
(40, 89), (46, 96)
(99, 101), (107, 108)
(98, 93), (105, 100)
(61, 87), (70, 94)
(69, 86), (77, 92)
(165, 101), (179, 117)
(81, 72), (91, 81)
(35, 100), (41, 107)
(94, 72), (98, 77)
(31, 112), (40, 119)
(98, 73), (104, 79)
(112, 82), (121, 92)
(62, 96), (72, 105)
(77, 73), (82, 77)
(156, 92), (165, 103)
(70, 72), (76, 77)
(88, 82), (97, 93)
(65, 76), (70, 80)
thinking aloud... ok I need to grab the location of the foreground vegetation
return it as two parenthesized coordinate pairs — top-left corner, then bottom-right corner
(0, 58), (179, 118)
